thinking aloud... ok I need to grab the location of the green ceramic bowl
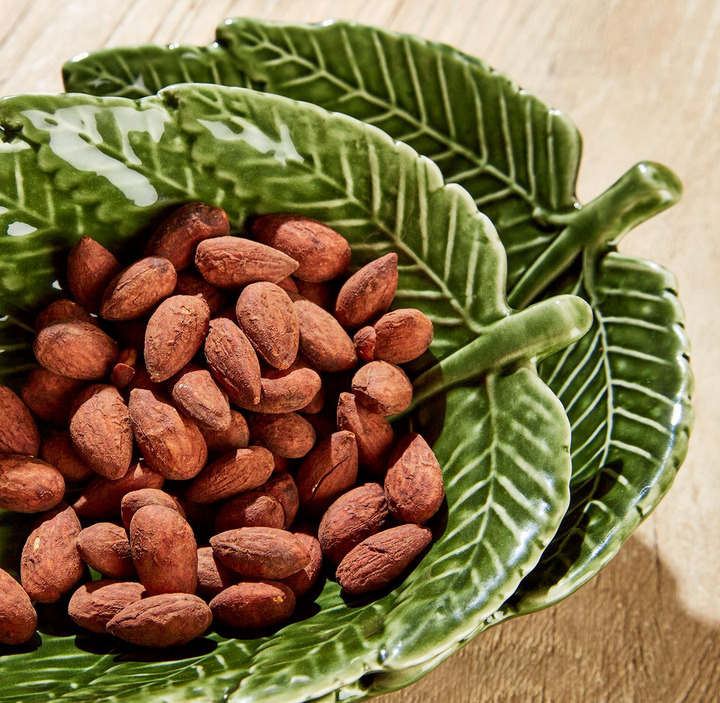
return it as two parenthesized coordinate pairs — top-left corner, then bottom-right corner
(0, 83), (591, 701)
(62, 16), (694, 622)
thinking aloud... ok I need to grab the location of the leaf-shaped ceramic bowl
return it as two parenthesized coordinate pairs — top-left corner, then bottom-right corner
(0, 84), (591, 701)
(62, 17), (694, 623)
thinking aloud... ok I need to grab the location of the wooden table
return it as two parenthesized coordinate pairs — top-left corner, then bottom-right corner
(1, 1), (717, 701)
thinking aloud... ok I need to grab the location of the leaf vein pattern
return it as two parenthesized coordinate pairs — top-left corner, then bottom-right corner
(240, 31), (546, 209)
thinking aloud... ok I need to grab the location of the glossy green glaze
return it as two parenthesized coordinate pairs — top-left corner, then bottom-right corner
(61, 17), (693, 627)
(504, 252), (693, 614)
(0, 85), (590, 701)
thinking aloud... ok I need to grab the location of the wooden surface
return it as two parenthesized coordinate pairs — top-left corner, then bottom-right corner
(0, 1), (718, 701)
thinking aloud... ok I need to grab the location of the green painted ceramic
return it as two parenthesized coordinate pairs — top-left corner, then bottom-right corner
(62, 17), (693, 624)
(0, 84), (591, 701)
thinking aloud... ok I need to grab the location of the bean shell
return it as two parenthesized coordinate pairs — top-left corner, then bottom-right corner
(210, 581), (295, 629)
(262, 472), (300, 528)
(247, 412), (316, 458)
(235, 367), (321, 415)
(318, 483), (389, 564)
(295, 431), (358, 514)
(200, 410), (250, 454)
(130, 505), (197, 595)
(110, 362), (136, 390)
(252, 214), (350, 282)
(0, 568), (38, 644)
(21, 369), (86, 427)
(21, 503), (84, 603)
(145, 202), (229, 270)
(210, 527), (310, 579)
(196, 546), (238, 597)
(0, 386), (40, 456)
(144, 295), (210, 382)
(73, 460), (164, 520)
(129, 389), (208, 480)
(236, 282), (299, 370)
(34, 321), (119, 381)
(385, 433), (445, 524)
(121, 488), (186, 529)
(100, 257), (177, 321)
(195, 236), (298, 289)
(282, 528), (323, 598)
(68, 579), (146, 634)
(351, 361), (413, 416)
(107, 593), (212, 648)
(205, 318), (262, 407)
(294, 299), (357, 372)
(35, 299), (96, 331)
(0, 455), (65, 513)
(40, 432), (94, 482)
(67, 236), (122, 313)
(353, 326), (376, 363)
(334, 253), (398, 328)
(336, 392), (395, 474)
(371, 309), (434, 364)
(70, 384), (133, 480)
(215, 491), (285, 532)
(170, 363), (231, 431)
(186, 446), (274, 504)
(77, 523), (135, 579)
(336, 524), (432, 595)
(174, 270), (227, 314)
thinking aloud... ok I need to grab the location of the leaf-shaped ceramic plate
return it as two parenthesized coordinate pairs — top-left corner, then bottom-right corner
(62, 17), (694, 621)
(0, 85), (591, 701)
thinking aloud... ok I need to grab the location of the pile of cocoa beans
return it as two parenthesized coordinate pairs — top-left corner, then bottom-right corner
(0, 204), (444, 648)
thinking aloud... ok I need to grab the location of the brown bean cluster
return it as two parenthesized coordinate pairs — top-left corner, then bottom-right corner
(0, 204), (444, 648)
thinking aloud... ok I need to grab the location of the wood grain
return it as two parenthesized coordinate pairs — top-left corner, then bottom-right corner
(0, 0), (717, 700)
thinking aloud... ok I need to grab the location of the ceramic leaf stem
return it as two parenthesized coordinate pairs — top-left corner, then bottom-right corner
(408, 295), (592, 413)
(508, 161), (683, 308)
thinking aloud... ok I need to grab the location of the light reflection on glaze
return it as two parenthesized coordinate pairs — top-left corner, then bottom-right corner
(197, 117), (304, 166)
(6, 222), (37, 236)
(130, 75), (150, 95)
(0, 206), (8, 215)
(21, 104), (169, 207)
(0, 140), (30, 153)
(108, 106), (166, 165)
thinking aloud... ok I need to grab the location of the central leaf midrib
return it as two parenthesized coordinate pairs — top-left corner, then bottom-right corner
(471, 376), (499, 565)
(539, 275), (613, 484)
(549, 273), (670, 488)
(589, 306), (614, 473)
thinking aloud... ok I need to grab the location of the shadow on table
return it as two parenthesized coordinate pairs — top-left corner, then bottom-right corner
(379, 536), (720, 703)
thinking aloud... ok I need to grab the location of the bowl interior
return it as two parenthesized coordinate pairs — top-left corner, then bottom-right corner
(60, 21), (692, 626)
(0, 83), (582, 703)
